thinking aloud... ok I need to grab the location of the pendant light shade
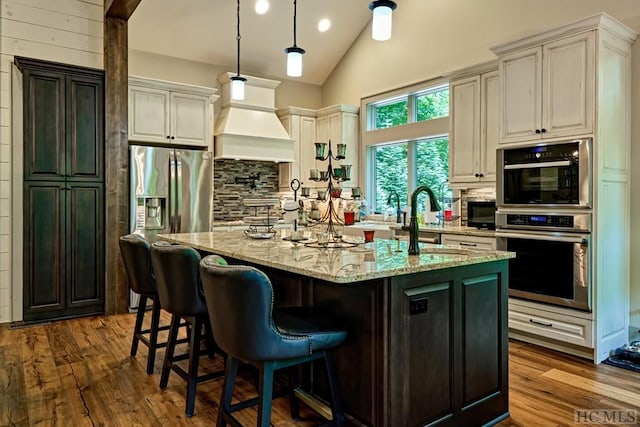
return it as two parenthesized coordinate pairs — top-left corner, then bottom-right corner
(232, 0), (246, 100)
(285, 47), (304, 77)
(230, 75), (246, 100)
(369, 0), (397, 41)
(285, 0), (305, 77)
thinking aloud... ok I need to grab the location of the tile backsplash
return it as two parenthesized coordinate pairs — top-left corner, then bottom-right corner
(213, 160), (280, 220)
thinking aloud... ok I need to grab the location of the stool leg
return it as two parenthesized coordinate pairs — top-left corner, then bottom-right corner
(160, 314), (180, 390)
(257, 361), (275, 427)
(203, 314), (217, 359)
(185, 317), (201, 417)
(146, 297), (162, 374)
(288, 366), (300, 420)
(324, 351), (345, 427)
(131, 295), (147, 357)
(217, 357), (239, 427)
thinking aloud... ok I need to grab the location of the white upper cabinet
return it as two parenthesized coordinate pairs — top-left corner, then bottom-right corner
(129, 77), (218, 148)
(497, 31), (594, 144)
(316, 105), (360, 188)
(449, 67), (498, 186)
(277, 107), (317, 190)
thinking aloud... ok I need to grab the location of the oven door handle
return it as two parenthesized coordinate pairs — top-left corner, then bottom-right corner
(503, 160), (572, 170)
(496, 231), (587, 244)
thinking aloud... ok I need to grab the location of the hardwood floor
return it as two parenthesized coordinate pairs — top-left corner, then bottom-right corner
(1, 313), (639, 426)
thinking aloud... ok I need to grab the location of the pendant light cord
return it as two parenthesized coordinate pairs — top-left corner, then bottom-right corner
(292, 0), (298, 48)
(236, 0), (241, 76)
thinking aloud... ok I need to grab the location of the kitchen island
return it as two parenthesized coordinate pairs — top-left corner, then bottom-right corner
(160, 231), (514, 426)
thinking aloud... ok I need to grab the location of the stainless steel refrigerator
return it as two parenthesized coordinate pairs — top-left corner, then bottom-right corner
(129, 144), (213, 308)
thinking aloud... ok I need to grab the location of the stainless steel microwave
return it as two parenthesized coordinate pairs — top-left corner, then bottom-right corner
(496, 138), (592, 209)
(467, 200), (496, 229)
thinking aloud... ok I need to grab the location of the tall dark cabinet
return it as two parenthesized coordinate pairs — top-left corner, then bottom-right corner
(17, 57), (105, 322)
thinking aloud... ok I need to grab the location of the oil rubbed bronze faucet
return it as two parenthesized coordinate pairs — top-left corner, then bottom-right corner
(402, 185), (441, 255)
(387, 191), (402, 223)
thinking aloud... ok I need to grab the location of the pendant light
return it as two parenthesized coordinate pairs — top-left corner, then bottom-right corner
(369, 0), (397, 41)
(285, 0), (305, 77)
(231, 0), (246, 100)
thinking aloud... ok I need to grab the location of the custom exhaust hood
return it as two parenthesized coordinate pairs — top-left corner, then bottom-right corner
(214, 72), (294, 162)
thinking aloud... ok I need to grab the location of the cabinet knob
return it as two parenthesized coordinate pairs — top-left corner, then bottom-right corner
(474, 173), (479, 178)
(166, 135), (171, 139)
(535, 129), (541, 134)
(479, 173), (484, 177)
(170, 136), (175, 140)
(541, 128), (547, 133)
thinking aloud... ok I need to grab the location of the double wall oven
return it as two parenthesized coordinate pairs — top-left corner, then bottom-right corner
(496, 138), (592, 311)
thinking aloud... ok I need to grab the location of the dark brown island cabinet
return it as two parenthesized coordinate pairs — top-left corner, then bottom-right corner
(272, 262), (510, 426)
(17, 57), (105, 322)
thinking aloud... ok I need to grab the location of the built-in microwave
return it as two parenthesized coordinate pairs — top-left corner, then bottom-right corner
(496, 138), (591, 209)
(467, 200), (496, 229)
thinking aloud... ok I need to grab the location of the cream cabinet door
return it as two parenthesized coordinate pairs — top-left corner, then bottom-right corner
(542, 32), (595, 138)
(480, 70), (499, 182)
(449, 75), (481, 184)
(129, 85), (171, 143)
(170, 92), (210, 147)
(299, 116), (318, 182)
(499, 46), (542, 144)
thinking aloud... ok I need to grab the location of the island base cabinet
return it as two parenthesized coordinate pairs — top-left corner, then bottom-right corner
(388, 262), (509, 426)
(227, 258), (509, 427)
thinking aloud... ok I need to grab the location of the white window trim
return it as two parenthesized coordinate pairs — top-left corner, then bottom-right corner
(360, 77), (449, 207)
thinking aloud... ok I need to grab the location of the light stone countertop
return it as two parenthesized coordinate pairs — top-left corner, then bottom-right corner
(388, 223), (497, 238)
(159, 231), (513, 284)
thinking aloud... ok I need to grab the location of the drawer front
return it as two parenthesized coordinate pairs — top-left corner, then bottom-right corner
(441, 234), (496, 250)
(508, 308), (593, 347)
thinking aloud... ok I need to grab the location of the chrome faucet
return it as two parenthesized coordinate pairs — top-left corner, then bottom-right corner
(387, 191), (402, 223)
(403, 185), (441, 255)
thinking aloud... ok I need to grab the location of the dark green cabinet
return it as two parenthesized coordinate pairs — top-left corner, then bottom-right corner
(18, 57), (105, 322)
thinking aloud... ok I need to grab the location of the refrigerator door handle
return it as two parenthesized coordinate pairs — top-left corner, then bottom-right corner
(169, 150), (176, 233)
(175, 150), (182, 232)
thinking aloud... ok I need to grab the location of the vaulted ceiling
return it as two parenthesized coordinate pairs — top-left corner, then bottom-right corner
(128, 0), (374, 85)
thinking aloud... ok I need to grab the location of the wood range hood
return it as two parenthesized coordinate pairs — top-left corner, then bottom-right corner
(213, 72), (294, 163)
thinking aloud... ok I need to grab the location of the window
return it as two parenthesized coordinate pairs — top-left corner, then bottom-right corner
(362, 80), (450, 213)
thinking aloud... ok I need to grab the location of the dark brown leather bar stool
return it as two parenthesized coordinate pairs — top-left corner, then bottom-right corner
(119, 234), (169, 375)
(150, 241), (224, 417)
(200, 255), (347, 427)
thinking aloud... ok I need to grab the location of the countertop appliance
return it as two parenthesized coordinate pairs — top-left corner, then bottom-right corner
(129, 144), (212, 308)
(496, 210), (591, 311)
(467, 200), (496, 229)
(497, 138), (591, 209)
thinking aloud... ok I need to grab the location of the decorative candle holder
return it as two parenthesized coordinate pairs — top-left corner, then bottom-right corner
(336, 143), (347, 159)
(315, 142), (327, 160)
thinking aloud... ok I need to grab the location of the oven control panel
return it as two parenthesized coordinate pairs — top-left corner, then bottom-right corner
(506, 214), (574, 228)
(496, 212), (591, 232)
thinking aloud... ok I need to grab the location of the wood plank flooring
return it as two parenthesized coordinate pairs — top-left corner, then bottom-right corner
(1, 312), (639, 426)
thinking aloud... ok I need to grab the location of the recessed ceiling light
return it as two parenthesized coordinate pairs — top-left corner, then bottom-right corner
(318, 18), (331, 32)
(255, 0), (269, 15)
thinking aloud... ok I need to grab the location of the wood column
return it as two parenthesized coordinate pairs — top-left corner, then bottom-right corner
(104, 0), (141, 314)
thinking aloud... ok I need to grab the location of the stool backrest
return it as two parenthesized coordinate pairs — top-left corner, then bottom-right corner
(200, 256), (310, 361)
(150, 241), (206, 317)
(119, 234), (156, 297)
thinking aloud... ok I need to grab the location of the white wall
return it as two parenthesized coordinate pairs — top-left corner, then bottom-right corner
(323, 0), (640, 328)
(129, 49), (323, 110)
(0, 0), (103, 323)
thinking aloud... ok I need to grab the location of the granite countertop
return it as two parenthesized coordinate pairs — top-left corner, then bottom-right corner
(388, 223), (497, 238)
(159, 231), (513, 284)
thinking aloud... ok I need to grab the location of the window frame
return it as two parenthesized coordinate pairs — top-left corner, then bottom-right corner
(360, 78), (449, 210)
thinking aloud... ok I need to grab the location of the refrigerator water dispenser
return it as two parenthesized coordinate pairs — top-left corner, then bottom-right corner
(135, 196), (166, 230)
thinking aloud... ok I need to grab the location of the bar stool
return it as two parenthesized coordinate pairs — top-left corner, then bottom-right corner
(150, 241), (225, 417)
(119, 234), (169, 375)
(200, 255), (347, 427)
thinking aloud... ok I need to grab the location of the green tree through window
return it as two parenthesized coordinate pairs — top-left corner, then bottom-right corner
(370, 84), (450, 213)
